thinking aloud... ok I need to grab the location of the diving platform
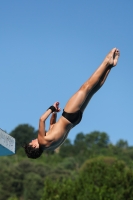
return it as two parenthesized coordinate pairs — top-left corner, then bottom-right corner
(0, 128), (15, 156)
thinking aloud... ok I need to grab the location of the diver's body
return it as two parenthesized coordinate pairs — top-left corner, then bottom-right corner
(24, 48), (120, 158)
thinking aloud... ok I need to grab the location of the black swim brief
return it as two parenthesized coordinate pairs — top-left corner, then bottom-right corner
(62, 109), (83, 127)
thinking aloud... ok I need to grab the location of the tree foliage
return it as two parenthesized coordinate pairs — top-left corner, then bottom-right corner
(42, 157), (133, 200)
(10, 124), (37, 151)
(0, 124), (133, 199)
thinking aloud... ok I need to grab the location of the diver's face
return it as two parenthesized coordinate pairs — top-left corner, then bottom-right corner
(29, 139), (39, 148)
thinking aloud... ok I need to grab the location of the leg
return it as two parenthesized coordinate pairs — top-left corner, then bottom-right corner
(64, 48), (120, 113)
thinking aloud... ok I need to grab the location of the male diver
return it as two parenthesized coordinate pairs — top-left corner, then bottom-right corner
(24, 48), (120, 158)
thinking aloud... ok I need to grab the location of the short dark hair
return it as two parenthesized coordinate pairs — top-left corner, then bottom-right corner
(23, 144), (43, 159)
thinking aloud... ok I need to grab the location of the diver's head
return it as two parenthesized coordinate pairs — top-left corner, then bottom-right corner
(23, 139), (43, 159)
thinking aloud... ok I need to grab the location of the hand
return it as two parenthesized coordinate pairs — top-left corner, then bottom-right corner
(53, 102), (61, 112)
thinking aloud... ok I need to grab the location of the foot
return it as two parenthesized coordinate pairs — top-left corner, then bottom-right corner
(113, 48), (120, 66)
(105, 48), (120, 67)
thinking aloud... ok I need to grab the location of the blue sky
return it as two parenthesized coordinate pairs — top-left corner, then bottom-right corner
(0, 1), (133, 145)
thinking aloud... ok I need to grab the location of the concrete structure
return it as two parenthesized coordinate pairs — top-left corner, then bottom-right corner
(0, 128), (15, 156)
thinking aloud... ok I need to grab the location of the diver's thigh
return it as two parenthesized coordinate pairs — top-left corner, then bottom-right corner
(64, 89), (88, 112)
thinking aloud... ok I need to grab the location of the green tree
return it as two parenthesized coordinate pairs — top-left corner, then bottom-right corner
(116, 139), (128, 149)
(78, 157), (133, 200)
(23, 172), (43, 200)
(41, 178), (75, 200)
(74, 132), (88, 153)
(74, 132), (86, 145)
(85, 131), (110, 149)
(7, 196), (19, 200)
(41, 157), (133, 200)
(59, 139), (74, 157)
(10, 124), (37, 151)
(0, 158), (23, 200)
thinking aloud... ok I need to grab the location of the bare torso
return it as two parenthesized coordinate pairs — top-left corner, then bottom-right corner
(42, 116), (73, 150)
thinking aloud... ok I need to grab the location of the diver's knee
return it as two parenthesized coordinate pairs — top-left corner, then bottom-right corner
(80, 83), (92, 92)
